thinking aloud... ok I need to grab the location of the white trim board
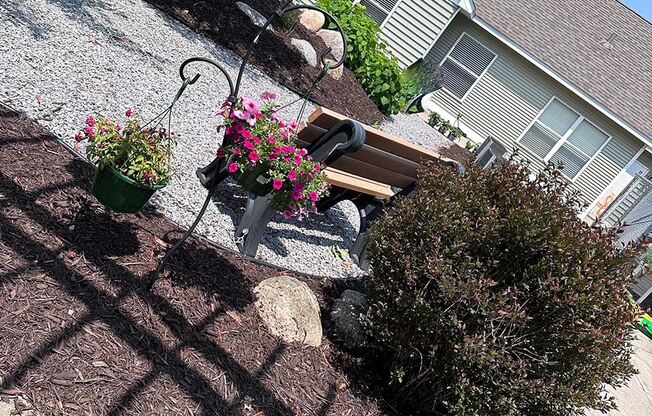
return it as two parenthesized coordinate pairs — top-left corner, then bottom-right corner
(472, 16), (652, 150)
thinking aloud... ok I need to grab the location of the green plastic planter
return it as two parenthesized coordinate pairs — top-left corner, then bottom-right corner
(236, 163), (273, 196)
(92, 165), (166, 213)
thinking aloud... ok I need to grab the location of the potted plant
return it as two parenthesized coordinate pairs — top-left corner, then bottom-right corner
(438, 120), (451, 135)
(216, 93), (329, 220)
(428, 112), (443, 128)
(75, 110), (173, 213)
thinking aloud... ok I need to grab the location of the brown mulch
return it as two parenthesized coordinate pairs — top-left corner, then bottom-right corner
(0, 107), (387, 415)
(143, 0), (385, 125)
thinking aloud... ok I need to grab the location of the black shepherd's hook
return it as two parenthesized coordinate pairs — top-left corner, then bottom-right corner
(147, 2), (348, 289)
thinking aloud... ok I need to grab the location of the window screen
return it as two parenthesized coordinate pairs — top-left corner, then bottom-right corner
(519, 99), (609, 179)
(441, 34), (496, 99)
(359, 0), (397, 25)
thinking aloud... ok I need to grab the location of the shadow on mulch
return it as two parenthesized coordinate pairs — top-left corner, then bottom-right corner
(143, 0), (386, 125)
(0, 107), (390, 414)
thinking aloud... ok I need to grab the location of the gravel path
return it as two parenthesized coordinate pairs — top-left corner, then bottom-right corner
(380, 112), (455, 152)
(0, 0), (364, 278)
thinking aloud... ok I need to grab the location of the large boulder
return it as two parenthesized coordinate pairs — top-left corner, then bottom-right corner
(254, 276), (323, 347)
(330, 290), (368, 347)
(316, 29), (345, 62)
(299, 10), (325, 32)
(291, 38), (318, 67)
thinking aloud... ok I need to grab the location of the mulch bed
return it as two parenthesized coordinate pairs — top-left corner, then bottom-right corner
(144, 0), (385, 125)
(0, 107), (387, 414)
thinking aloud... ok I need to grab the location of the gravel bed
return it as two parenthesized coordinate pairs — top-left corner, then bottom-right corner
(0, 0), (364, 278)
(379, 112), (455, 152)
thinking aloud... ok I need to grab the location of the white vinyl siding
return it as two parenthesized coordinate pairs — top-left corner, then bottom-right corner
(518, 98), (610, 180)
(440, 33), (496, 100)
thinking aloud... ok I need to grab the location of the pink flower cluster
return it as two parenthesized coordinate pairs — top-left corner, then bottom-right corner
(215, 93), (329, 220)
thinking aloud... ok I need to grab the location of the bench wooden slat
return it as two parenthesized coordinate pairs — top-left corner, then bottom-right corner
(324, 168), (394, 199)
(297, 124), (422, 178)
(308, 107), (445, 164)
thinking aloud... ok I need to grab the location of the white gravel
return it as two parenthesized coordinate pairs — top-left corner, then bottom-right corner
(379, 112), (456, 152)
(0, 0), (365, 278)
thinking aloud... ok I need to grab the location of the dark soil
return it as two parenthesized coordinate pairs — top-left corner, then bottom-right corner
(0, 107), (386, 415)
(144, 0), (385, 125)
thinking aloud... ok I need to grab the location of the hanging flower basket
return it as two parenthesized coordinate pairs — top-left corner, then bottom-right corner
(236, 162), (274, 196)
(92, 165), (166, 213)
(75, 110), (175, 214)
(216, 93), (330, 220)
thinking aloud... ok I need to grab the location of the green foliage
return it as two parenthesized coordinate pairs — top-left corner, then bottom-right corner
(78, 112), (173, 186)
(317, 0), (414, 115)
(365, 157), (638, 415)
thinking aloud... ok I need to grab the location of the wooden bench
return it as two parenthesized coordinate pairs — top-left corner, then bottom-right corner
(298, 107), (463, 268)
(233, 106), (463, 270)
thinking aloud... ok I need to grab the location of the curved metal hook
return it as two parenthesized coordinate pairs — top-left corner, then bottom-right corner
(179, 57), (236, 102)
(233, 4), (348, 98)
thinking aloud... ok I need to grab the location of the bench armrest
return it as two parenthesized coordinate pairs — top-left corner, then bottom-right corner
(305, 120), (365, 166)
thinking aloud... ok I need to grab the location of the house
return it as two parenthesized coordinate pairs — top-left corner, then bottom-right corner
(300, 0), (652, 241)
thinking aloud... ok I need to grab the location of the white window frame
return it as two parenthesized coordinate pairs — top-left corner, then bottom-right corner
(516, 96), (612, 182)
(438, 32), (498, 102)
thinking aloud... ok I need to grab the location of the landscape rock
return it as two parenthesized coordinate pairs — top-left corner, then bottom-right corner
(331, 289), (368, 347)
(299, 10), (326, 32)
(290, 38), (318, 67)
(254, 276), (323, 347)
(316, 29), (345, 62)
(236, 2), (268, 29)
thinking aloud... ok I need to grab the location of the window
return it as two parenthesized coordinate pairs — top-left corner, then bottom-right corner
(475, 137), (507, 168)
(358, 0), (398, 26)
(440, 34), (496, 99)
(519, 98), (610, 179)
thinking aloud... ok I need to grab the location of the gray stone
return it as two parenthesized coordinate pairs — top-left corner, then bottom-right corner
(254, 276), (323, 347)
(290, 38), (318, 67)
(236, 2), (268, 28)
(316, 29), (345, 62)
(299, 10), (325, 32)
(330, 290), (368, 347)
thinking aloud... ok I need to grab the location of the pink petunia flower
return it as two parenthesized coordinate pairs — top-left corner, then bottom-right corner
(273, 179), (283, 190)
(233, 148), (242, 155)
(116, 124), (123, 131)
(309, 191), (319, 202)
(266, 136), (276, 144)
(233, 110), (246, 120)
(216, 149), (226, 158)
(294, 155), (302, 165)
(75, 132), (85, 142)
(234, 123), (246, 134)
(288, 170), (297, 182)
(241, 130), (252, 140)
(225, 126), (235, 135)
(282, 210), (293, 220)
(299, 148), (308, 157)
(243, 141), (255, 150)
(125, 109), (134, 117)
(291, 191), (303, 201)
(248, 151), (259, 163)
(228, 162), (239, 173)
(242, 97), (260, 114)
(252, 136), (261, 145)
(288, 121), (298, 131)
(245, 112), (257, 126)
(86, 116), (95, 127)
(84, 126), (95, 136)
(260, 91), (277, 101)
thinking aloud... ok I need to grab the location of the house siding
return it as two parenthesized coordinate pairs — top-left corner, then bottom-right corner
(294, 0), (459, 68)
(425, 13), (644, 207)
(381, 0), (459, 68)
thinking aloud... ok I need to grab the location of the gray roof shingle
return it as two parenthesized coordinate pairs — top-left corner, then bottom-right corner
(474, 0), (652, 140)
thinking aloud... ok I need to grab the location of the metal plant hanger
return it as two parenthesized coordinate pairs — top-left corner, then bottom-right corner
(147, 1), (347, 287)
